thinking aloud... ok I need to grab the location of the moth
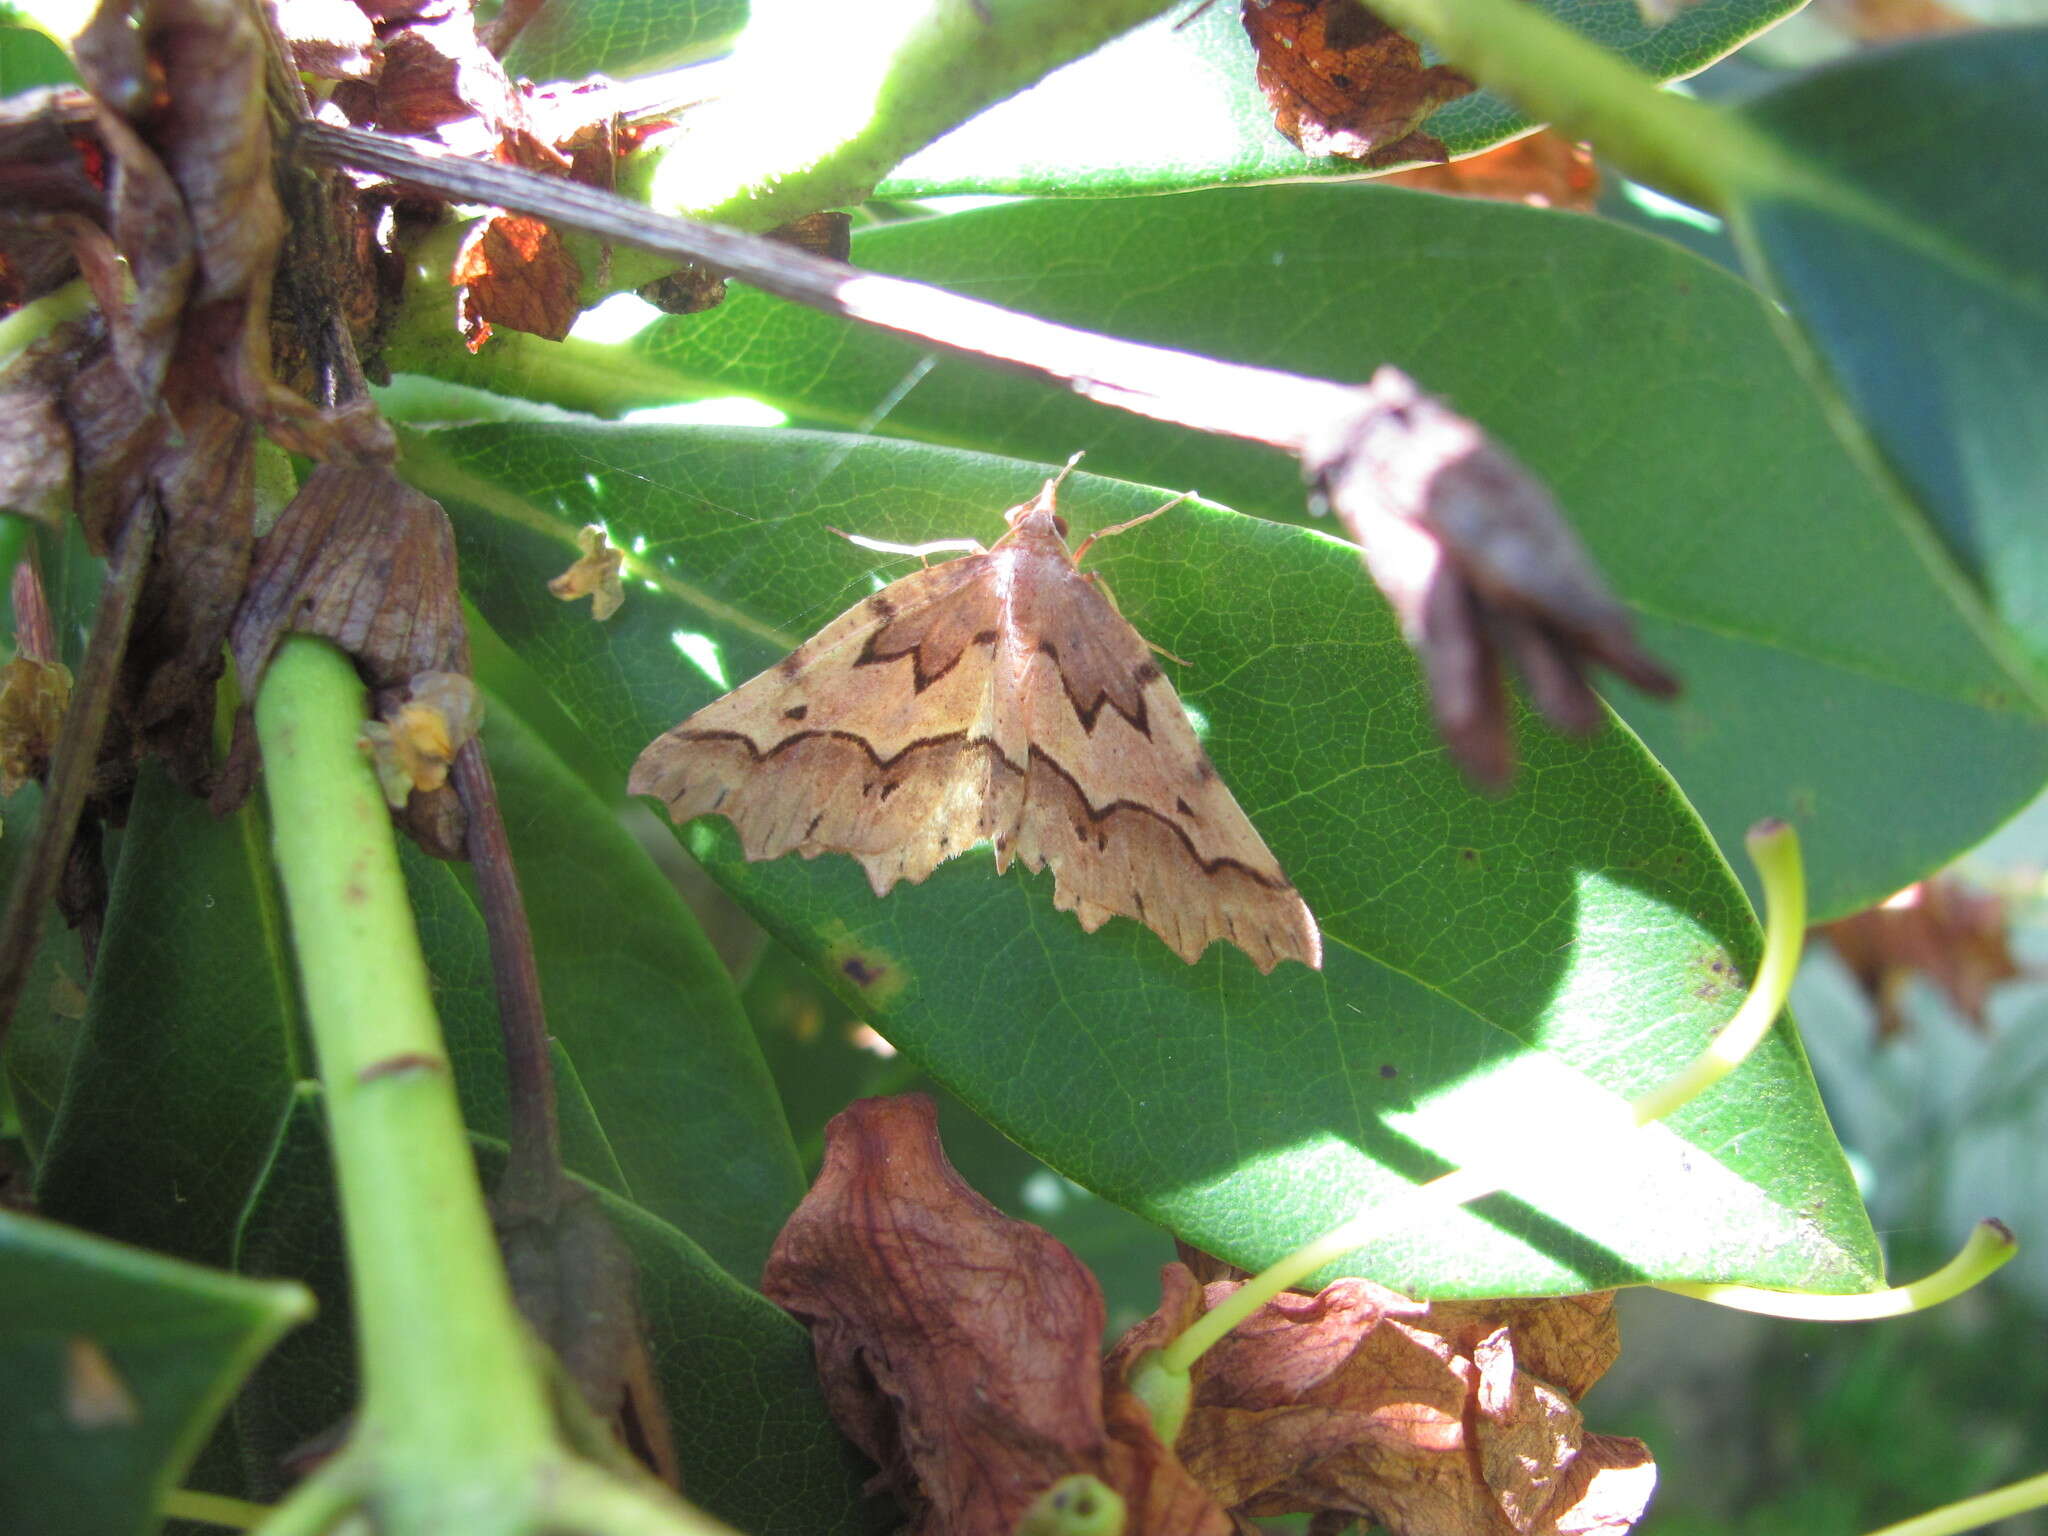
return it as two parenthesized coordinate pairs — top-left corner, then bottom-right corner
(629, 465), (1323, 973)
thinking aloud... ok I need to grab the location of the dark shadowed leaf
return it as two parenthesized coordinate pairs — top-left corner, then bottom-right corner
(1731, 28), (2048, 668)
(0, 1209), (309, 1536)
(234, 1094), (881, 1533)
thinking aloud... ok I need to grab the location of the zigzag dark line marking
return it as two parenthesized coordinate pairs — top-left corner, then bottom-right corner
(675, 727), (1290, 891)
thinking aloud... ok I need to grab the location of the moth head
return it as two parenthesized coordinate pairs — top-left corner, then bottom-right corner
(1003, 452), (1083, 540)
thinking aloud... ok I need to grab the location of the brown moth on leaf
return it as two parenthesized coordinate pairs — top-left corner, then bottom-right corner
(629, 466), (1322, 973)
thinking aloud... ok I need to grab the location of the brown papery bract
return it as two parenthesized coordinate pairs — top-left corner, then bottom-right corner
(1820, 876), (2023, 1040)
(762, 1095), (1234, 1536)
(1111, 1266), (1654, 1536)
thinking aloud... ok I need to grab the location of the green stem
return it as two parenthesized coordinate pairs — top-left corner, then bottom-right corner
(163, 1489), (273, 1530)
(254, 637), (555, 1525)
(1860, 1470), (2048, 1536)
(1354, 0), (1799, 213)
(1658, 1218), (2016, 1319)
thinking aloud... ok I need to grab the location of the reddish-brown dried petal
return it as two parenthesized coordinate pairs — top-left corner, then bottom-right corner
(1242, 0), (1473, 167)
(231, 463), (470, 698)
(1302, 367), (1677, 786)
(763, 1095), (1233, 1536)
(453, 213), (582, 345)
(273, 0), (380, 79)
(1820, 877), (2022, 1039)
(1120, 1269), (1646, 1536)
(120, 382), (258, 781)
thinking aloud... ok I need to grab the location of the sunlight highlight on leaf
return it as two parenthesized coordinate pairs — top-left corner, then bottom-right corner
(670, 629), (730, 689)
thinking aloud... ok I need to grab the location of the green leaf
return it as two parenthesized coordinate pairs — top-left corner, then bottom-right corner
(234, 1094), (881, 1534)
(415, 421), (1880, 1297)
(33, 765), (302, 1269)
(0, 20), (75, 92)
(742, 944), (1172, 1327)
(881, 0), (1801, 196)
(0, 783), (92, 1163)
(0, 1209), (309, 1536)
(467, 693), (805, 1279)
(1731, 28), (2048, 668)
(617, 186), (2048, 920)
(501, 0), (741, 93)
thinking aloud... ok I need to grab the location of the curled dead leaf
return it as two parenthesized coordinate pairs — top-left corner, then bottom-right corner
(1242, 0), (1473, 168)
(232, 463), (469, 697)
(1112, 1266), (1651, 1536)
(1302, 367), (1678, 787)
(762, 1094), (1233, 1536)
(455, 212), (583, 349)
(1820, 876), (2022, 1040)
(548, 525), (627, 621)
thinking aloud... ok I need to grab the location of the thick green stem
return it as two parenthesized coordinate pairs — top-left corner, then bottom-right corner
(254, 636), (555, 1521)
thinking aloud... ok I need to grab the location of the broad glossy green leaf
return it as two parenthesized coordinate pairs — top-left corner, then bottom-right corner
(742, 942), (1172, 1326)
(0, 1209), (309, 1536)
(235, 1095), (881, 1533)
(1732, 29), (2048, 668)
(619, 186), (2048, 920)
(0, 20), (74, 91)
(467, 694), (804, 1279)
(34, 765), (302, 1268)
(416, 421), (1879, 1297)
(0, 783), (91, 1163)
(501, 0), (741, 92)
(882, 0), (1799, 195)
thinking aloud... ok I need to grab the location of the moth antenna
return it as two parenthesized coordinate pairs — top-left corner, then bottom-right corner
(824, 526), (987, 568)
(1071, 492), (1191, 565)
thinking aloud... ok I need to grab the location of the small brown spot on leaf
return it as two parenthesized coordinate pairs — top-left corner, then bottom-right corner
(64, 1337), (138, 1428)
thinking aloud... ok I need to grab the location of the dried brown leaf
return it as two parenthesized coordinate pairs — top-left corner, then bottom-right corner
(454, 212), (583, 347)
(1113, 1267), (1650, 1536)
(762, 1095), (1234, 1536)
(274, 0), (380, 79)
(1302, 367), (1677, 787)
(232, 462), (470, 698)
(1820, 877), (2022, 1039)
(340, 16), (520, 135)
(1242, 0), (1473, 167)
(1379, 132), (1599, 211)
